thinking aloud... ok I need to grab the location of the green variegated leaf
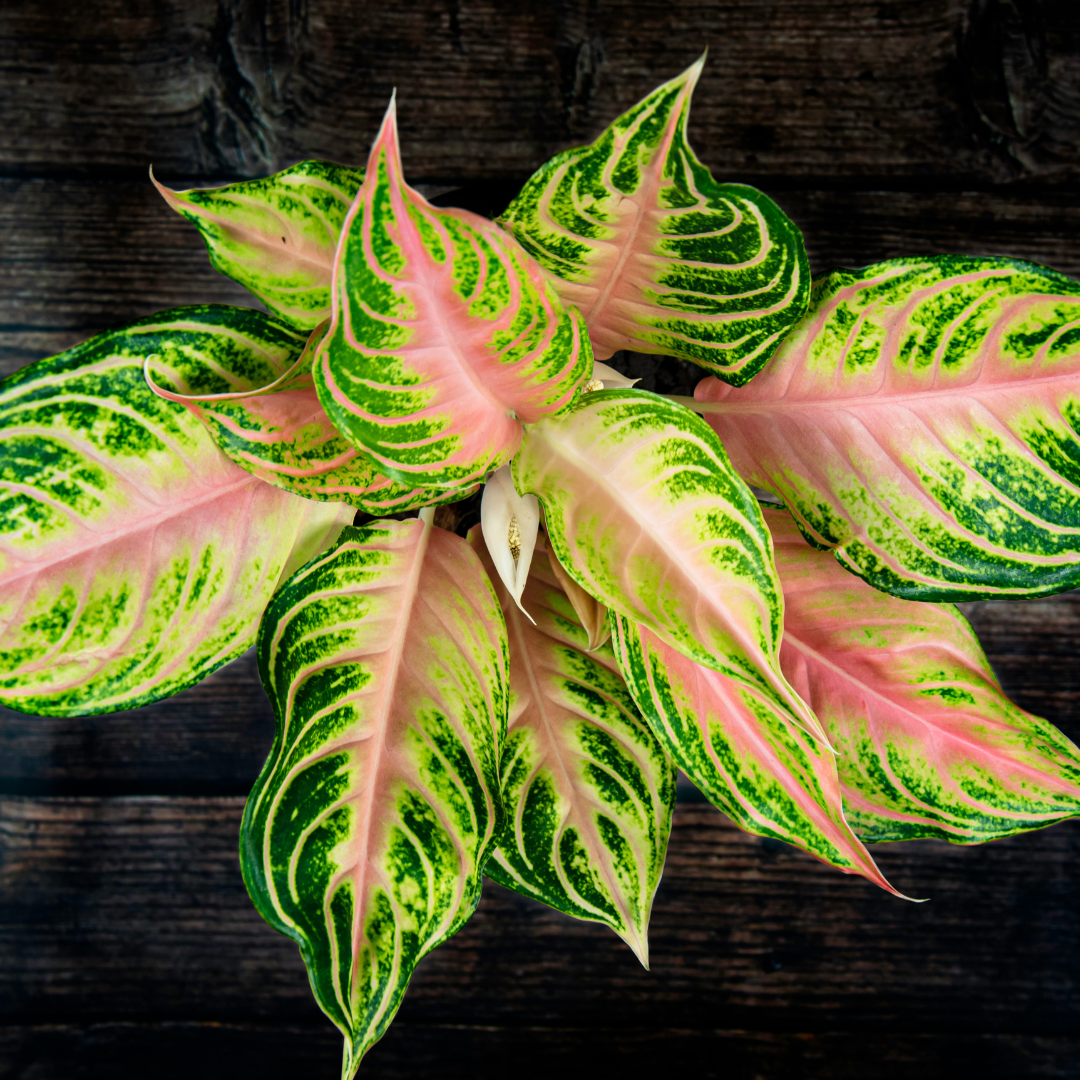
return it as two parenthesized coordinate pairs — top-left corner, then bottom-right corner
(499, 58), (810, 386)
(695, 256), (1080, 599)
(154, 161), (364, 330)
(0, 321), (353, 717)
(767, 507), (1080, 843)
(313, 99), (591, 491)
(609, 611), (904, 895)
(241, 516), (507, 1077)
(470, 527), (675, 964)
(512, 387), (825, 745)
(145, 308), (475, 513)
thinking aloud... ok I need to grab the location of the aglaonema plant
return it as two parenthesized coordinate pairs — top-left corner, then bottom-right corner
(4, 56), (1080, 1075)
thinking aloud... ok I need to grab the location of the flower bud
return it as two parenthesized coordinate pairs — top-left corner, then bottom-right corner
(481, 465), (540, 622)
(591, 361), (640, 389)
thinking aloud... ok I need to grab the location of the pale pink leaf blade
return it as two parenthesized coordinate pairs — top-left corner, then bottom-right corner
(767, 507), (1080, 842)
(499, 59), (810, 385)
(242, 519), (508, 1076)
(513, 388), (827, 746)
(313, 99), (591, 490)
(609, 612), (906, 896)
(0, 321), (353, 716)
(470, 527), (675, 964)
(695, 256), (1080, 599)
(153, 161), (364, 330)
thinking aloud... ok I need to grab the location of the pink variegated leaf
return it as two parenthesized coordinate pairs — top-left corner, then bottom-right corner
(512, 387), (826, 746)
(313, 98), (592, 491)
(767, 506), (1080, 843)
(609, 612), (905, 895)
(499, 58), (810, 386)
(153, 161), (364, 330)
(0, 317), (354, 717)
(144, 307), (474, 513)
(470, 527), (675, 964)
(242, 515), (507, 1076)
(693, 256), (1080, 600)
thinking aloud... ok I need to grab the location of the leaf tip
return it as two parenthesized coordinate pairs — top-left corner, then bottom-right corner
(854, 860), (924, 903)
(619, 925), (650, 970)
(149, 164), (183, 211)
(677, 51), (707, 98)
(375, 91), (400, 154)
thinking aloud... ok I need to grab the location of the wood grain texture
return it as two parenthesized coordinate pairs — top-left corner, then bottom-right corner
(2, 796), (1080, 1037)
(4, 1), (1080, 1075)
(2, 0), (1079, 185)
(0, 651), (274, 795)
(1, 1023), (1078, 1080)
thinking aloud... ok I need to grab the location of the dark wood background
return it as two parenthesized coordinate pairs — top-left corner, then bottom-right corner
(3, 2), (1080, 1077)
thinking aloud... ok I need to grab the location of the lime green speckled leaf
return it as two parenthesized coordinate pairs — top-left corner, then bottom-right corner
(767, 507), (1080, 843)
(694, 256), (1080, 599)
(470, 527), (675, 965)
(154, 161), (364, 330)
(609, 611), (904, 896)
(241, 516), (507, 1077)
(145, 309), (475, 513)
(513, 387), (825, 745)
(499, 58), (810, 386)
(0, 321), (353, 717)
(313, 99), (591, 491)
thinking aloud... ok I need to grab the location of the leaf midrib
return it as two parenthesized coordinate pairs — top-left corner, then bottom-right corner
(692, 363), (1080, 415)
(350, 518), (432, 963)
(0, 465), (261, 589)
(780, 606), (1079, 806)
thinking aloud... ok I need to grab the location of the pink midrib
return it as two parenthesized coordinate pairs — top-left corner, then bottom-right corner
(349, 519), (432, 963)
(506, 590), (640, 940)
(0, 467), (260, 588)
(169, 187), (339, 274)
(582, 132), (676, 334)
(779, 613), (1072, 799)
(695, 362), (1080, 415)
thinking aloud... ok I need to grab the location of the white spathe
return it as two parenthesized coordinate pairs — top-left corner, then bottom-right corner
(481, 465), (540, 622)
(592, 360), (640, 388)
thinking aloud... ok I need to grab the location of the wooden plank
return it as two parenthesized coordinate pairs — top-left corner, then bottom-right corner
(0, 1021), (1077, 1080)
(6, 178), (1080, 377)
(785, 189), (1080, 280)
(0, 178), (254, 374)
(3, 0), (1078, 186)
(0, 651), (273, 795)
(2, 796), (1080, 1035)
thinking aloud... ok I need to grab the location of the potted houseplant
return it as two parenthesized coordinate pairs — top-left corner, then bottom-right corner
(3, 58), (1080, 1077)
